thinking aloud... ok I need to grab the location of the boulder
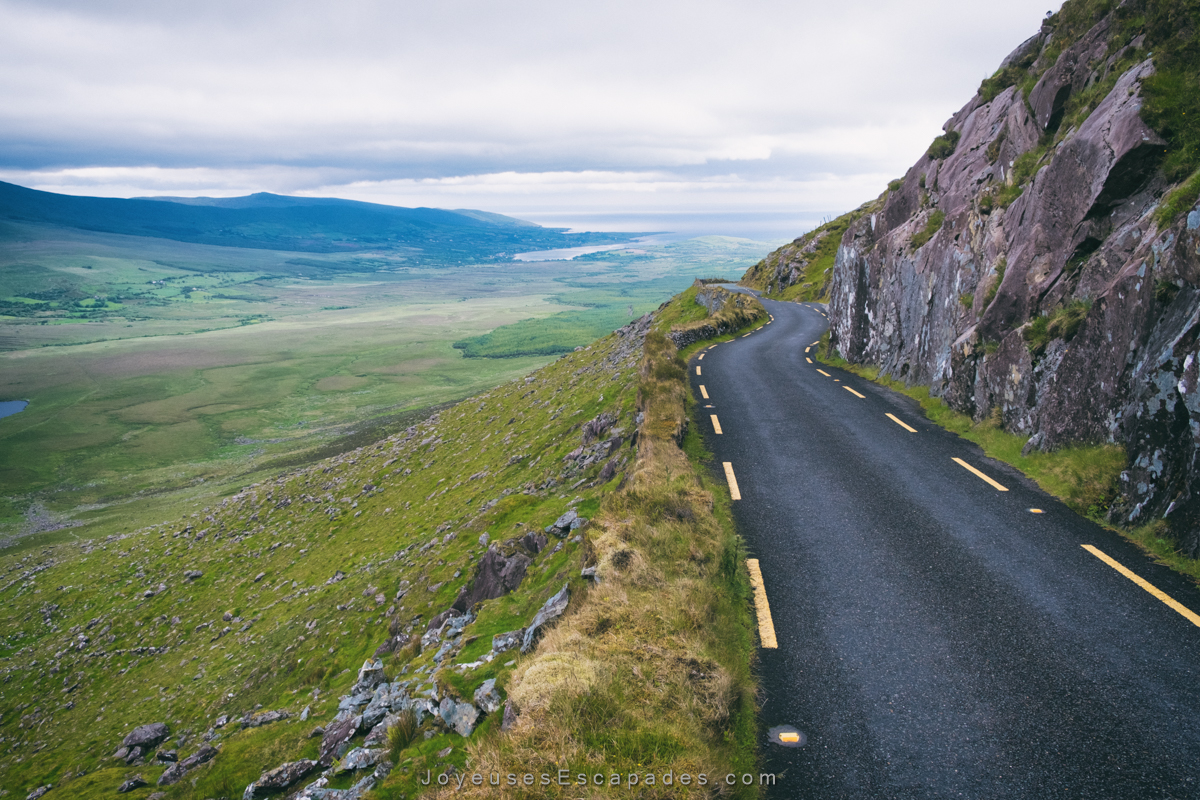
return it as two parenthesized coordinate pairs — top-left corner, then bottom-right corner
(519, 531), (548, 554)
(319, 714), (361, 766)
(335, 747), (381, 773)
(354, 658), (386, 691)
(241, 709), (289, 728)
(501, 700), (518, 732)
(253, 759), (318, 794)
(26, 787), (52, 800)
(451, 547), (530, 612)
(522, 583), (570, 653)
(156, 749), (177, 763)
(474, 679), (502, 714)
(121, 722), (170, 750)
(492, 629), (524, 654)
(118, 776), (148, 793)
(439, 697), (479, 737)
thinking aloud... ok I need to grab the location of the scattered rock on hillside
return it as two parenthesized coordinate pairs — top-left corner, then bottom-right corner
(492, 629), (524, 654)
(335, 747), (381, 774)
(26, 786), (52, 800)
(157, 743), (218, 786)
(241, 709), (289, 728)
(451, 547), (530, 612)
(121, 722), (170, 751)
(247, 759), (318, 797)
(522, 583), (570, 653)
(474, 679), (502, 714)
(319, 714), (361, 766)
(518, 531), (548, 554)
(118, 776), (148, 793)
(439, 696), (479, 737)
(183, 570), (202, 581)
(501, 700), (518, 732)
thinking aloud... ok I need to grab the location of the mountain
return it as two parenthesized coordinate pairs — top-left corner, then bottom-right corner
(0, 181), (630, 259)
(742, 0), (1200, 557)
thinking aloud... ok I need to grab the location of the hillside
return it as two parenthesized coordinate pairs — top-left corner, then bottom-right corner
(0, 286), (767, 800)
(743, 0), (1200, 560)
(0, 181), (632, 262)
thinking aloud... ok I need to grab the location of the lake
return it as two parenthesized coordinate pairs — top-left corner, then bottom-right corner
(0, 400), (28, 419)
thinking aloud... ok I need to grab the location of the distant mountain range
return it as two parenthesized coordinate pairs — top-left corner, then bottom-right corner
(0, 180), (634, 259)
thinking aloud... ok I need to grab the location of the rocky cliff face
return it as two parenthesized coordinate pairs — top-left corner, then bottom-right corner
(811, 10), (1199, 554)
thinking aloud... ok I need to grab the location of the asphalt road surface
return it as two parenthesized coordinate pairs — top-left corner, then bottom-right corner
(692, 296), (1200, 800)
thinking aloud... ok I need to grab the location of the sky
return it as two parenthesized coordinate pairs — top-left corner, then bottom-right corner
(0, 0), (1061, 240)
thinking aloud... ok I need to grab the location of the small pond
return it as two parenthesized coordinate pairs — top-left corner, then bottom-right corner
(0, 400), (29, 420)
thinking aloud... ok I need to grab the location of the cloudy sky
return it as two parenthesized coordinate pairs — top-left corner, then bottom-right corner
(0, 0), (1059, 238)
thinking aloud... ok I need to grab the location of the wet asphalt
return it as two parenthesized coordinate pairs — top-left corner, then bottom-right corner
(691, 296), (1200, 800)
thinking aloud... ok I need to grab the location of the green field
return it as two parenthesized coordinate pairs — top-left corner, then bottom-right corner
(0, 223), (773, 545)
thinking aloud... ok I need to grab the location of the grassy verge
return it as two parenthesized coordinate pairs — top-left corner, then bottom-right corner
(815, 336), (1200, 584)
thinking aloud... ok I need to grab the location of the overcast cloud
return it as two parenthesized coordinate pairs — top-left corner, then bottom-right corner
(0, 0), (1060, 238)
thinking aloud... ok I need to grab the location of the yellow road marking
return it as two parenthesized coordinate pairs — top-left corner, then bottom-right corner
(746, 558), (778, 649)
(816, 369), (831, 377)
(811, 341), (819, 346)
(952, 457), (1009, 491)
(699, 385), (709, 399)
(698, 353), (705, 360)
(710, 414), (723, 434)
(696, 366), (701, 376)
(742, 331), (753, 337)
(1083, 545), (1200, 628)
(805, 357), (812, 364)
(844, 386), (866, 399)
(886, 413), (917, 432)
(804, 347), (810, 353)
(1029, 508), (1044, 513)
(722, 462), (741, 500)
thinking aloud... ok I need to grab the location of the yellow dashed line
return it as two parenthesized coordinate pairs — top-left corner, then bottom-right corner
(886, 413), (917, 432)
(816, 369), (831, 377)
(844, 386), (865, 399)
(722, 462), (741, 500)
(805, 357), (812, 364)
(698, 353), (705, 360)
(710, 414), (723, 434)
(952, 457), (1009, 491)
(696, 366), (701, 376)
(1083, 545), (1200, 628)
(804, 347), (810, 353)
(746, 559), (778, 649)
(699, 385), (709, 399)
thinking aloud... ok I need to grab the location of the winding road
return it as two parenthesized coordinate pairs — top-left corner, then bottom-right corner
(692, 295), (1200, 799)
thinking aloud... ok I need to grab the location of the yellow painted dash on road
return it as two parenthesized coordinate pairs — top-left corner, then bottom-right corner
(816, 369), (831, 377)
(886, 413), (917, 433)
(710, 414), (723, 434)
(806, 357), (813, 364)
(746, 558), (778, 649)
(742, 331), (753, 337)
(844, 386), (866, 399)
(722, 462), (742, 500)
(1083, 545), (1200, 628)
(698, 353), (705, 360)
(696, 366), (701, 376)
(699, 385), (709, 399)
(952, 457), (1009, 491)
(804, 347), (810, 353)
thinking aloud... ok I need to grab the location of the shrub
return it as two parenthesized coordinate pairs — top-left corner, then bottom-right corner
(387, 708), (420, 758)
(983, 339), (1001, 355)
(959, 292), (974, 310)
(1156, 279), (1181, 306)
(910, 210), (945, 250)
(1023, 299), (1092, 355)
(927, 131), (961, 160)
(887, 179), (903, 192)
(1152, 167), (1200, 228)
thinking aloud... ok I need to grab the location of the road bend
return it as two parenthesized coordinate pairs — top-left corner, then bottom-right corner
(693, 295), (1200, 800)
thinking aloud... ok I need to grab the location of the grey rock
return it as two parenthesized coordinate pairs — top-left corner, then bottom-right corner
(1021, 431), (1044, 457)
(253, 759), (318, 794)
(354, 658), (386, 691)
(519, 531), (548, 554)
(363, 714), (397, 748)
(241, 709), (289, 728)
(184, 570), (203, 581)
(473, 679), (502, 714)
(439, 697), (479, 737)
(118, 776), (147, 793)
(157, 763), (188, 786)
(155, 749), (177, 763)
(492, 629), (524, 654)
(300, 705), (310, 721)
(552, 510), (578, 529)
(581, 566), (598, 581)
(26, 787), (52, 800)
(501, 699), (518, 732)
(335, 747), (380, 773)
(478, 533), (489, 546)
(319, 714), (361, 766)
(522, 583), (570, 653)
(451, 547), (530, 612)
(124, 745), (145, 764)
(113, 746), (130, 761)
(121, 722), (170, 750)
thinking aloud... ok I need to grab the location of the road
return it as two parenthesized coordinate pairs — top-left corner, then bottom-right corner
(692, 296), (1200, 799)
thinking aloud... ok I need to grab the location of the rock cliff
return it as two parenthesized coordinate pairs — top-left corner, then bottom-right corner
(757, 1), (1200, 555)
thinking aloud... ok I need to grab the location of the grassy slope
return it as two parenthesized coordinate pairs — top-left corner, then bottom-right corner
(0, 289), (768, 800)
(738, 205), (873, 301)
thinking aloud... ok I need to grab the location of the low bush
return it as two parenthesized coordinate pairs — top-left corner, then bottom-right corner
(910, 210), (945, 250)
(927, 130), (961, 160)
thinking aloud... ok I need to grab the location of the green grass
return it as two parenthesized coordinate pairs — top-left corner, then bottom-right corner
(1153, 167), (1200, 228)
(910, 210), (945, 250)
(926, 131), (961, 160)
(1023, 300), (1092, 355)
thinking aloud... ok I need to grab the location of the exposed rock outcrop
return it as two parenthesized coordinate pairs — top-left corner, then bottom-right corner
(808, 9), (1200, 554)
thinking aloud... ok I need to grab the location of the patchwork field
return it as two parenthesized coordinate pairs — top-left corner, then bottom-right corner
(0, 221), (774, 546)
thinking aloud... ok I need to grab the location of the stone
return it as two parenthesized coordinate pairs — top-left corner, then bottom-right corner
(121, 722), (170, 750)
(355, 658), (386, 691)
(155, 749), (177, 763)
(113, 746), (130, 761)
(254, 572), (266, 583)
(491, 629), (524, 654)
(156, 744), (217, 787)
(319, 714), (361, 766)
(552, 510), (578, 530)
(118, 776), (148, 793)
(363, 714), (398, 748)
(157, 763), (187, 786)
(300, 705), (310, 721)
(501, 699), (518, 732)
(438, 696), (479, 737)
(473, 679), (502, 714)
(519, 531), (548, 554)
(124, 746), (145, 764)
(254, 759), (318, 793)
(26, 787), (52, 800)
(335, 747), (380, 773)
(522, 583), (570, 653)
(478, 533), (489, 547)
(242, 709), (289, 728)
(450, 547), (530, 612)
(184, 570), (203, 581)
